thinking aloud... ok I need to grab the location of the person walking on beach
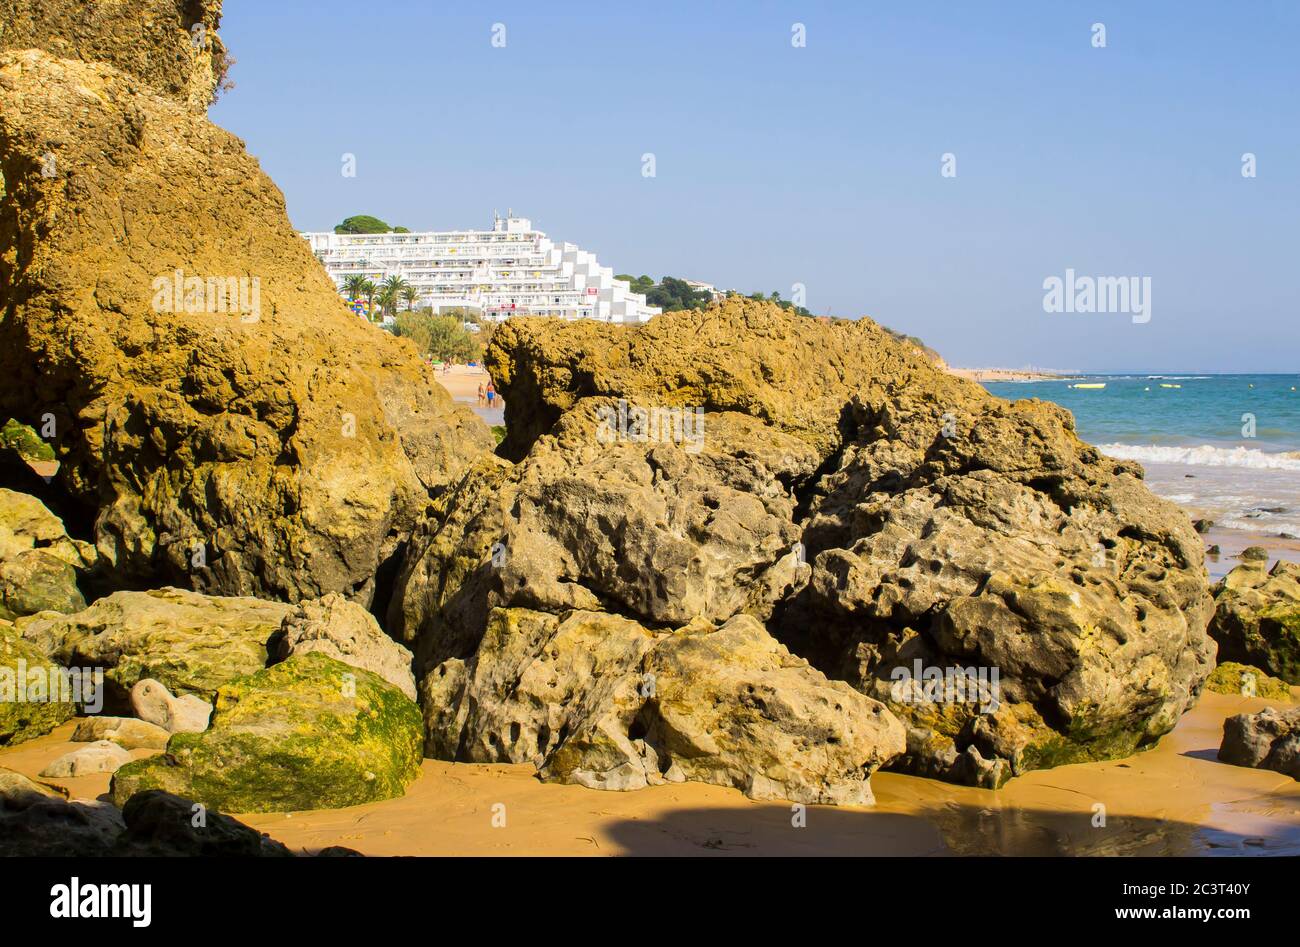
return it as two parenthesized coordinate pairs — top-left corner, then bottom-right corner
(485, 381), (496, 408)
(476, 383), (485, 407)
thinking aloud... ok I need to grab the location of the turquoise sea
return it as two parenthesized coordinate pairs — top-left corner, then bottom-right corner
(985, 374), (1300, 538)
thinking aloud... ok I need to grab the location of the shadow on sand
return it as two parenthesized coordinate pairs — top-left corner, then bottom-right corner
(598, 800), (1300, 857)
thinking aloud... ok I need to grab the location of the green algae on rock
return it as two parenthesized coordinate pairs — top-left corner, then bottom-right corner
(0, 488), (96, 621)
(17, 587), (293, 705)
(111, 653), (423, 814)
(0, 626), (76, 745)
(1209, 561), (1300, 685)
(1204, 661), (1293, 701)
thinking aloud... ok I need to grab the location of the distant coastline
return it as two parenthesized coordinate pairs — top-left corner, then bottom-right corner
(948, 366), (1075, 383)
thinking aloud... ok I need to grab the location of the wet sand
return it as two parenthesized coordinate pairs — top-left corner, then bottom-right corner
(5, 691), (1295, 857)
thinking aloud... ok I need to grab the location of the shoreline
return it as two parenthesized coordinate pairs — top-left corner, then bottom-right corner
(949, 367), (1075, 383)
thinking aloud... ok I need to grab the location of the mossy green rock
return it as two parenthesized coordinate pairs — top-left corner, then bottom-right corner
(0, 626), (76, 745)
(1205, 662), (1293, 701)
(110, 653), (422, 813)
(18, 587), (293, 703)
(1210, 561), (1300, 685)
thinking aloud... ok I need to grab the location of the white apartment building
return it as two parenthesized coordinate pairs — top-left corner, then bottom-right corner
(303, 212), (660, 324)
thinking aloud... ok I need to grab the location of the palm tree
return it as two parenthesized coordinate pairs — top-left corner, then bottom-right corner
(342, 274), (368, 302)
(401, 285), (420, 311)
(376, 285), (399, 320)
(359, 279), (377, 320)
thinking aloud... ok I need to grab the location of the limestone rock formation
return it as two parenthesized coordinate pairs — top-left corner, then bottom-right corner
(0, 0), (229, 111)
(424, 607), (902, 804)
(397, 299), (1215, 793)
(111, 653), (423, 813)
(1204, 662), (1293, 701)
(0, 488), (95, 619)
(131, 678), (213, 733)
(111, 790), (293, 857)
(1218, 705), (1300, 780)
(39, 739), (132, 778)
(0, 624), (75, 744)
(0, 771), (292, 856)
(1209, 560), (1300, 685)
(390, 399), (818, 662)
(73, 715), (171, 749)
(18, 587), (293, 705)
(0, 34), (491, 605)
(274, 592), (416, 700)
(0, 766), (125, 856)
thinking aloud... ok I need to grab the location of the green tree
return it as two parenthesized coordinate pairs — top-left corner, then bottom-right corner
(334, 215), (400, 235)
(359, 279), (377, 320)
(378, 276), (409, 318)
(342, 274), (369, 301)
(401, 285), (421, 311)
(616, 273), (655, 296)
(393, 311), (482, 364)
(647, 276), (712, 312)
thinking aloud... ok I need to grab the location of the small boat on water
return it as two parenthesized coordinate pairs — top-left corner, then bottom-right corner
(1160, 383), (1181, 389)
(1070, 383), (1106, 389)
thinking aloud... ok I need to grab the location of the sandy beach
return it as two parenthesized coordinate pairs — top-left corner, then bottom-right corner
(435, 362), (504, 426)
(5, 688), (1294, 857)
(949, 367), (1074, 383)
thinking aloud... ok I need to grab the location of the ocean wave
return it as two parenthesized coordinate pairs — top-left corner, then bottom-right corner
(1099, 443), (1300, 470)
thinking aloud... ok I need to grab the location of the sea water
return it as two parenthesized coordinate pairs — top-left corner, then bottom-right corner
(984, 374), (1300, 538)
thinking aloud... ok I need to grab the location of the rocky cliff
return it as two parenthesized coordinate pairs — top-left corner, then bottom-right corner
(0, 21), (491, 604)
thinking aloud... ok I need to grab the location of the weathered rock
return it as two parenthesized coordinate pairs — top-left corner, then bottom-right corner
(18, 587), (292, 704)
(0, 0), (229, 111)
(1218, 706), (1300, 780)
(433, 300), (1216, 790)
(0, 625), (76, 744)
(131, 678), (212, 734)
(0, 488), (95, 619)
(630, 615), (905, 804)
(0, 44), (491, 605)
(0, 766), (124, 856)
(1209, 561), (1300, 684)
(73, 715), (171, 749)
(0, 770), (292, 856)
(391, 399), (818, 668)
(39, 739), (132, 777)
(274, 592), (416, 701)
(423, 607), (904, 804)
(111, 654), (423, 813)
(111, 790), (292, 857)
(1238, 546), (1270, 562)
(1204, 662), (1293, 701)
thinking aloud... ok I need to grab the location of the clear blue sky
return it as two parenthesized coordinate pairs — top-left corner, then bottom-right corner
(211, 0), (1299, 372)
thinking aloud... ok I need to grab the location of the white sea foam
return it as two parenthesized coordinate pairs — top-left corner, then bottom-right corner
(1099, 443), (1300, 471)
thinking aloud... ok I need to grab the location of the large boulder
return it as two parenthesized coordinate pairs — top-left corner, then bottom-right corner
(1209, 561), (1300, 685)
(111, 653), (423, 813)
(0, 766), (124, 856)
(0, 0), (229, 111)
(1218, 706), (1300, 780)
(0, 487), (95, 619)
(111, 790), (292, 857)
(399, 300), (1214, 792)
(18, 587), (293, 705)
(390, 399), (817, 665)
(274, 592), (416, 700)
(0, 623), (75, 744)
(0, 40), (491, 605)
(423, 608), (904, 805)
(0, 770), (292, 856)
